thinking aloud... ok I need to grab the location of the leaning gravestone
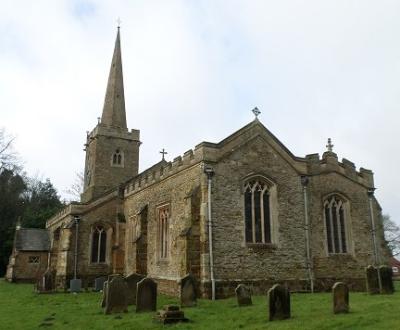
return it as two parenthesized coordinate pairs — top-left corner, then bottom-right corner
(366, 265), (380, 294)
(179, 274), (197, 307)
(104, 276), (128, 314)
(125, 273), (145, 305)
(267, 284), (291, 321)
(94, 276), (107, 292)
(379, 266), (394, 294)
(235, 284), (252, 306)
(136, 277), (157, 312)
(332, 282), (349, 314)
(101, 274), (120, 307)
(37, 269), (54, 293)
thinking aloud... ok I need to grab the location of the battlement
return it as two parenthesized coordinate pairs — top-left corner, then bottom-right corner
(305, 152), (374, 188)
(124, 143), (219, 197)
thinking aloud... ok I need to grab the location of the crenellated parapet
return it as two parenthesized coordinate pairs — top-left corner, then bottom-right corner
(304, 152), (374, 188)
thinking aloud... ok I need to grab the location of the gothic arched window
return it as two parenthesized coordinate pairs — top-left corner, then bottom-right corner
(158, 205), (169, 259)
(91, 226), (107, 263)
(111, 149), (124, 167)
(244, 179), (271, 244)
(324, 195), (348, 254)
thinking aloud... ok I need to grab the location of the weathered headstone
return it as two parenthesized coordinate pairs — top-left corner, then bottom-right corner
(70, 279), (82, 293)
(366, 265), (380, 294)
(179, 274), (197, 307)
(104, 275), (128, 314)
(267, 284), (290, 321)
(136, 277), (157, 312)
(235, 284), (252, 306)
(332, 282), (349, 314)
(155, 305), (189, 324)
(101, 281), (108, 308)
(94, 276), (107, 292)
(379, 265), (394, 294)
(125, 273), (145, 305)
(36, 269), (55, 293)
(101, 274), (120, 307)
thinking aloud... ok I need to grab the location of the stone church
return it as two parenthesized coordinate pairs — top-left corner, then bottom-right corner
(7, 29), (389, 298)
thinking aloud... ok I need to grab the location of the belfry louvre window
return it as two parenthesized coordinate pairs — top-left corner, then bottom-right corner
(112, 149), (123, 166)
(324, 196), (347, 254)
(158, 206), (169, 259)
(91, 226), (107, 263)
(244, 179), (271, 244)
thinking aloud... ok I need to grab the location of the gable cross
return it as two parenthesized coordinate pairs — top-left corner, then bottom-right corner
(326, 138), (334, 152)
(252, 107), (261, 118)
(160, 148), (168, 160)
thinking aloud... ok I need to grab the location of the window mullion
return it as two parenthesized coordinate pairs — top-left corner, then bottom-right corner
(260, 189), (265, 243)
(329, 204), (335, 253)
(251, 188), (256, 243)
(336, 204), (343, 253)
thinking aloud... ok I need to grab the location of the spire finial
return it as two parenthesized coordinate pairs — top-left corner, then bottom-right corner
(326, 138), (334, 152)
(160, 148), (168, 161)
(116, 17), (122, 29)
(252, 107), (261, 119)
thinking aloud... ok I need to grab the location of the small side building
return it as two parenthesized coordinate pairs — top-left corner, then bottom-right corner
(5, 227), (50, 283)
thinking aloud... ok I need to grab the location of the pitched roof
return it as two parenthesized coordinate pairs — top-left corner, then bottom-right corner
(15, 228), (50, 251)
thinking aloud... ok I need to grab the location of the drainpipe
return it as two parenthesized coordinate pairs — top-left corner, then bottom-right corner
(73, 215), (80, 280)
(367, 189), (382, 291)
(301, 176), (314, 293)
(204, 165), (215, 300)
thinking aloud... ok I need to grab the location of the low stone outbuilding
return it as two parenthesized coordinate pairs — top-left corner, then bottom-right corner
(6, 227), (50, 283)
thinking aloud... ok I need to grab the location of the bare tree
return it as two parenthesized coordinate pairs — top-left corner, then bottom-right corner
(0, 128), (19, 171)
(382, 214), (400, 257)
(64, 171), (84, 202)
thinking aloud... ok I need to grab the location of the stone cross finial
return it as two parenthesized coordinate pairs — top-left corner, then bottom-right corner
(116, 17), (122, 29)
(326, 138), (334, 152)
(160, 148), (168, 160)
(252, 107), (261, 118)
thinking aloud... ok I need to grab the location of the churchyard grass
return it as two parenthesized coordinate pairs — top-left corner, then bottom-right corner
(1, 279), (399, 330)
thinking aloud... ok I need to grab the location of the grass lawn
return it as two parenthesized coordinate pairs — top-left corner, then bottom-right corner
(0, 279), (399, 330)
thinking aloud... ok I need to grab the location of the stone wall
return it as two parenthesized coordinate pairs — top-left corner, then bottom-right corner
(208, 135), (308, 297)
(6, 251), (49, 283)
(124, 163), (203, 295)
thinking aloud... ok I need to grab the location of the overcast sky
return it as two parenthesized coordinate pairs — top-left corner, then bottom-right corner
(1, 0), (399, 225)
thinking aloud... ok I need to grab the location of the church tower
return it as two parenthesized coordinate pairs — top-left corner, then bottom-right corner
(81, 28), (140, 203)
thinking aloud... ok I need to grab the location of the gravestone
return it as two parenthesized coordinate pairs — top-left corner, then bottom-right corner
(104, 275), (128, 314)
(155, 305), (189, 324)
(379, 266), (394, 294)
(101, 274), (120, 307)
(179, 274), (197, 307)
(136, 277), (157, 312)
(332, 282), (349, 314)
(36, 269), (55, 293)
(94, 276), (107, 292)
(267, 284), (290, 321)
(366, 265), (380, 294)
(235, 284), (252, 306)
(125, 273), (145, 305)
(70, 279), (82, 293)
(101, 281), (108, 308)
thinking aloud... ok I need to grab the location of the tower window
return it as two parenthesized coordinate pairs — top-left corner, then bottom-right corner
(111, 149), (124, 167)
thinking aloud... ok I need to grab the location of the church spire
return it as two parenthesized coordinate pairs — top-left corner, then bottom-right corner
(101, 27), (127, 129)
